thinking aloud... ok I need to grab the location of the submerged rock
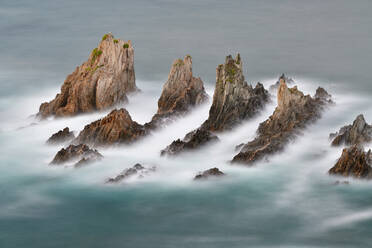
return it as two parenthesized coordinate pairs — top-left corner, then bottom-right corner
(46, 127), (75, 144)
(194, 167), (225, 180)
(161, 129), (219, 156)
(329, 145), (372, 179)
(74, 108), (146, 146)
(106, 163), (156, 183)
(38, 33), (137, 118)
(269, 73), (294, 91)
(50, 144), (103, 165)
(330, 114), (372, 146)
(161, 54), (270, 156)
(232, 77), (332, 165)
(146, 55), (208, 129)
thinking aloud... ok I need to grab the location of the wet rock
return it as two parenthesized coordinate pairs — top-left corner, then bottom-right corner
(232, 77), (332, 165)
(269, 73), (294, 91)
(74, 108), (146, 146)
(329, 145), (372, 179)
(106, 163), (156, 183)
(146, 55), (208, 129)
(161, 54), (269, 156)
(50, 144), (103, 165)
(38, 33), (138, 118)
(330, 114), (372, 146)
(194, 167), (225, 180)
(161, 129), (219, 156)
(46, 127), (75, 144)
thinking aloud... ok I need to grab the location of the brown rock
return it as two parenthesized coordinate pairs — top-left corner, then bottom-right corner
(194, 167), (225, 180)
(38, 33), (137, 118)
(329, 145), (372, 179)
(106, 163), (156, 183)
(74, 108), (146, 146)
(330, 114), (372, 146)
(46, 127), (75, 144)
(50, 144), (103, 165)
(269, 73), (295, 91)
(232, 77), (332, 165)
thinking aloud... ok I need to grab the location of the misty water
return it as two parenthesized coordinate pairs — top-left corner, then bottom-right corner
(1, 1), (372, 247)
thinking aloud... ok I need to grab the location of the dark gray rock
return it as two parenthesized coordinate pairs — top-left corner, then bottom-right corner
(47, 127), (75, 144)
(106, 163), (156, 183)
(194, 167), (225, 180)
(50, 144), (103, 165)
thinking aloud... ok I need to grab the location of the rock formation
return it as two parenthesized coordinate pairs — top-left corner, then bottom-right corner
(161, 54), (270, 156)
(146, 55), (208, 128)
(269, 73), (294, 91)
(161, 129), (219, 156)
(46, 127), (74, 144)
(38, 33), (137, 118)
(194, 167), (225, 180)
(330, 114), (372, 146)
(50, 144), (103, 166)
(232, 77), (332, 165)
(106, 163), (156, 183)
(74, 109), (146, 146)
(329, 145), (372, 179)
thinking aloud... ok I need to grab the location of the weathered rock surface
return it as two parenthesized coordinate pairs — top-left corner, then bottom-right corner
(329, 145), (372, 179)
(74, 108), (146, 146)
(232, 77), (332, 165)
(106, 163), (156, 183)
(46, 127), (74, 144)
(269, 73), (294, 91)
(50, 144), (103, 165)
(194, 167), (225, 180)
(330, 114), (372, 146)
(38, 33), (137, 118)
(146, 55), (208, 128)
(161, 54), (270, 156)
(161, 129), (219, 156)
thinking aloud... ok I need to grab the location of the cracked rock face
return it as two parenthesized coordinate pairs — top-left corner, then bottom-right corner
(74, 109), (146, 147)
(161, 54), (269, 156)
(329, 145), (372, 179)
(147, 55), (208, 128)
(232, 77), (332, 165)
(330, 114), (372, 146)
(38, 33), (137, 118)
(50, 144), (103, 166)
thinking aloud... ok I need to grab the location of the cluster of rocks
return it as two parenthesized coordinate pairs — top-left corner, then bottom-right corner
(328, 114), (372, 179)
(106, 163), (156, 183)
(161, 54), (270, 156)
(232, 76), (332, 165)
(50, 144), (103, 167)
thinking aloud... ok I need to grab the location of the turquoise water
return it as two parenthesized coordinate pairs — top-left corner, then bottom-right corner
(1, 1), (372, 247)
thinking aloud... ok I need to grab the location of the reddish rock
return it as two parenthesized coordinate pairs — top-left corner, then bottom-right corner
(50, 144), (103, 165)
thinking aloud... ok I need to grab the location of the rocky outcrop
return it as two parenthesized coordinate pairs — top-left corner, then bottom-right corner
(46, 127), (74, 144)
(194, 167), (225, 180)
(161, 129), (218, 156)
(106, 163), (156, 183)
(38, 33), (137, 118)
(74, 109), (146, 146)
(146, 55), (208, 128)
(269, 73), (294, 91)
(232, 77), (332, 165)
(50, 144), (103, 166)
(161, 54), (270, 156)
(330, 115), (372, 146)
(329, 145), (372, 179)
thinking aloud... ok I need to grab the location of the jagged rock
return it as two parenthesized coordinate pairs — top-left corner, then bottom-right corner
(50, 144), (103, 165)
(329, 145), (372, 179)
(161, 54), (269, 156)
(161, 129), (219, 156)
(269, 73), (294, 91)
(38, 33), (137, 118)
(330, 115), (372, 146)
(232, 77), (332, 165)
(146, 55), (208, 128)
(194, 167), (225, 180)
(46, 127), (74, 144)
(74, 108), (146, 146)
(106, 163), (156, 183)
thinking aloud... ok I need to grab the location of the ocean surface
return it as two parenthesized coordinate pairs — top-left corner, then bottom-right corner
(1, 1), (372, 247)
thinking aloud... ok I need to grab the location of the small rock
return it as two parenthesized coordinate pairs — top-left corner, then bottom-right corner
(46, 127), (75, 144)
(194, 167), (225, 180)
(106, 163), (156, 183)
(50, 144), (103, 165)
